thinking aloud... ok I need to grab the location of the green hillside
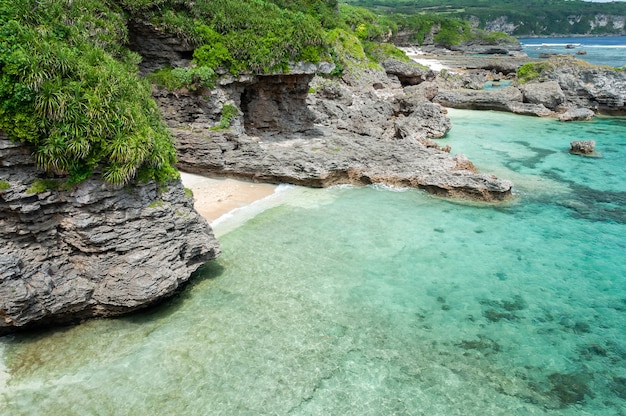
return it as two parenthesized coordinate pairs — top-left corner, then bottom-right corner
(342, 0), (626, 36)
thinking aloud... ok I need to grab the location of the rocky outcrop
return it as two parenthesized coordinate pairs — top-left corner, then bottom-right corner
(518, 81), (566, 110)
(382, 59), (436, 86)
(558, 107), (595, 121)
(543, 58), (626, 114)
(570, 140), (596, 155)
(434, 85), (554, 116)
(0, 137), (220, 334)
(163, 70), (512, 201)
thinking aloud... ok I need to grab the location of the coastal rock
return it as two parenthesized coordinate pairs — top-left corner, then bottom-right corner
(570, 140), (596, 155)
(169, 70), (511, 201)
(519, 81), (566, 110)
(174, 127), (512, 200)
(393, 99), (452, 139)
(543, 57), (626, 114)
(0, 137), (220, 334)
(558, 108), (595, 121)
(434, 86), (523, 111)
(383, 59), (436, 86)
(404, 81), (439, 101)
(507, 102), (554, 117)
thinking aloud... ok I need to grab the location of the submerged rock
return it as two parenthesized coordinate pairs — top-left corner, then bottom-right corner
(0, 137), (220, 334)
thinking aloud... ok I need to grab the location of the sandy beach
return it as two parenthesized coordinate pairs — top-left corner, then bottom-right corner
(180, 172), (277, 222)
(398, 46), (453, 71)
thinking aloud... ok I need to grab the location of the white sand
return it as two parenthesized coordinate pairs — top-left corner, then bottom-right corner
(180, 172), (277, 222)
(398, 46), (453, 72)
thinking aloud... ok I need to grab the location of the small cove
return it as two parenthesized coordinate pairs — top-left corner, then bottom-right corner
(1, 109), (625, 415)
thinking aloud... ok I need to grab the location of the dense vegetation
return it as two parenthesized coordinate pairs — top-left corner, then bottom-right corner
(1, 0), (510, 185)
(120, 0), (334, 74)
(0, 0), (177, 185)
(342, 0), (626, 36)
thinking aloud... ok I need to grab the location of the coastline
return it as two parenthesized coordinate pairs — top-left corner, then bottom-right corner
(179, 172), (278, 223)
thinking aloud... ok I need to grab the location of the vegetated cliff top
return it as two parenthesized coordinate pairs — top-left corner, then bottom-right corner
(342, 0), (626, 36)
(0, 0), (514, 186)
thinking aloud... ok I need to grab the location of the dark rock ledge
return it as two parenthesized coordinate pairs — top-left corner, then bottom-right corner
(0, 136), (220, 334)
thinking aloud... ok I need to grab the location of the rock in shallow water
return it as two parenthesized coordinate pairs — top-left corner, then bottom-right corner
(570, 140), (596, 155)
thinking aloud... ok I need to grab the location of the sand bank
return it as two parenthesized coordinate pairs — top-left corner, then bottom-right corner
(180, 172), (277, 222)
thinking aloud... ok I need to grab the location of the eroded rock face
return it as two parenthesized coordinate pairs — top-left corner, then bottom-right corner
(559, 107), (595, 121)
(0, 137), (220, 334)
(519, 81), (566, 110)
(168, 71), (512, 201)
(240, 74), (316, 135)
(434, 86), (523, 110)
(382, 59), (436, 86)
(545, 59), (626, 114)
(127, 20), (196, 74)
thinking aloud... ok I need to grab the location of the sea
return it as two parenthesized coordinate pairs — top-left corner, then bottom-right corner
(518, 35), (626, 67)
(1, 40), (626, 414)
(0, 108), (624, 415)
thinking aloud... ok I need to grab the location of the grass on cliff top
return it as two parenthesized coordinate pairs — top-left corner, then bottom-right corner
(0, 0), (178, 185)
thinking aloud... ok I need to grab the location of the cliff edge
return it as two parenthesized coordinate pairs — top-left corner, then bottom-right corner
(0, 137), (221, 334)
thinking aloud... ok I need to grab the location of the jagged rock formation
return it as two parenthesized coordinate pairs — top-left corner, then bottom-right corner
(0, 137), (220, 334)
(434, 86), (553, 116)
(543, 59), (626, 114)
(570, 140), (596, 155)
(160, 65), (512, 201)
(382, 59), (436, 86)
(518, 81), (566, 110)
(431, 57), (624, 117)
(559, 108), (595, 122)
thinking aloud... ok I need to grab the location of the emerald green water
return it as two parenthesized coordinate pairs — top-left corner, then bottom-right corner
(1, 110), (625, 415)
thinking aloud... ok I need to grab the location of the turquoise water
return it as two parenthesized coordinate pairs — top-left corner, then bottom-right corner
(519, 36), (626, 67)
(1, 110), (625, 415)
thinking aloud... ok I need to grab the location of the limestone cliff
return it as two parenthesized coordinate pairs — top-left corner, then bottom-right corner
(0, 137), (220, 334)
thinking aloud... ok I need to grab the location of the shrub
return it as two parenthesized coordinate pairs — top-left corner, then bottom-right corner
(0, 180), (9, 190)
(0, 0), (178, 185)
(26, 179), (59, 194)
(211, 104), (239, 130)
(517, 62), (554, 83)
(364, 42), (411, 63)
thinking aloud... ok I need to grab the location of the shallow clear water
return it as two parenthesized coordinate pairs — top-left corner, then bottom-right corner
(519, 35), (626, 67)
(1, 110), (625, 415)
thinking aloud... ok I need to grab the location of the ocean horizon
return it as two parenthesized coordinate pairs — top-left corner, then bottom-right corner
(518, 35), (626, 67)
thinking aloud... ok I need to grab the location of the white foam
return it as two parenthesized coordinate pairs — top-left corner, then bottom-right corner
(397, 47), (453, 72)
(369, 183), (410, 193)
